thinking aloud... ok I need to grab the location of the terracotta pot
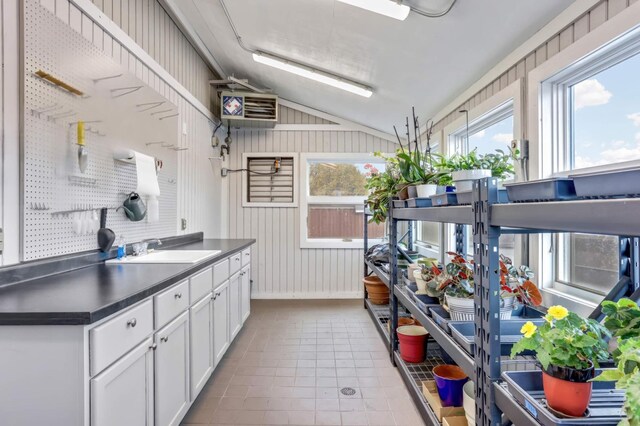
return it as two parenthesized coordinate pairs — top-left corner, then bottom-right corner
(397, 325), (428, 363)
(387, 317), (416, 333)
(397, 186), (410, 200)
(363, 276), (389, 305)
(542, 363), (594, 417)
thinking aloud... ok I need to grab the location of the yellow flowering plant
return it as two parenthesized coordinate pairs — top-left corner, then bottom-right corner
(511, 305), (610, 370)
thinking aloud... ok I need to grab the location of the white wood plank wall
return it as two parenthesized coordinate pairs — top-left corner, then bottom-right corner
(431, 0), (635, 133)
(37, 0), (222, 239)
(226, 107), (397, 299)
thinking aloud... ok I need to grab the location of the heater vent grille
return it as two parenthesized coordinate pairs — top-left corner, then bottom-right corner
(221, 91), (278, 127)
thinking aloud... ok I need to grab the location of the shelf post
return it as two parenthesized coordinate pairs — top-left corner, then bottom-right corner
(364, 203), (369, 309)
(454, 224), (467, 255)
(389, 201), (399, 362)
(473, 177), (502, 426)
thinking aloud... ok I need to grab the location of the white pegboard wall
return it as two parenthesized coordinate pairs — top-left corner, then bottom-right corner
(23, 0), (180, 260)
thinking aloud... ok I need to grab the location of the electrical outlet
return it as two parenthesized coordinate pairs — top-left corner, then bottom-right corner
(181, 218), (187, 230)
(182, 122), (187, 135)
(221, 168), (228, 177)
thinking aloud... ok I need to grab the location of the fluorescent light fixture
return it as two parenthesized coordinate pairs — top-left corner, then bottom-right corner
(252, 52), (373, 98)
(336, 0), (410, 20)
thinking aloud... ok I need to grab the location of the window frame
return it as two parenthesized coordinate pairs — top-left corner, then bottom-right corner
(527, 9), (640, 313)
(241, 152), (299, 208)
(299, 152), (387, 249)
(441, 80), (523, 261)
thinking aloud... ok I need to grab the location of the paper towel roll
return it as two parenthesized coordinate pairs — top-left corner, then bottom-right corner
(134, 152), (160, 197)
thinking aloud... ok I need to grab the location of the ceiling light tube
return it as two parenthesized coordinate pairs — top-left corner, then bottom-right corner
(336, 0), (410, 21)
(252, 52), (373, 98)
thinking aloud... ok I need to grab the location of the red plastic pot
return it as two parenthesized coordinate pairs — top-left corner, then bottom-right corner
(542, 363), (594, 417)
(397, 325), (428, 363)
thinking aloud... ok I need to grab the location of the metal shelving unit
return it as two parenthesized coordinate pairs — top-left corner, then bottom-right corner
(365, 298), (391, 347)
(364, 178), (640, 426)
(364, 259), (390, 287)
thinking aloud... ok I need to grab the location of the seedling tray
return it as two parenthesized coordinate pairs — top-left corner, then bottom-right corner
(406, 197), (433, 208)
(430, 305), (544, 334)
(449, 320), (544, 356)
(393, 200), (407, 208)
(504, 178), (577, 202)
(431, 193), (458, 206)
(406, 287), (439, 314)
(502, 370), (625, 426)
(570, 167), (640, 198)
(456, 189), (510, 205)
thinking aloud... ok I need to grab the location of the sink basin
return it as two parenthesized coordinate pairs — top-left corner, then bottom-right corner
(106, 250), (221, 264)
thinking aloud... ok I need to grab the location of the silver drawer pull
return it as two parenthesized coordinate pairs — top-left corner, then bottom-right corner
(127, 318), (137, 328)
(160, 336), (169, 343)
(174, 292), (182, 299)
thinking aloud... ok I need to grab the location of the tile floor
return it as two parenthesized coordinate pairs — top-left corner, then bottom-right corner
(181, 299), (423, 426)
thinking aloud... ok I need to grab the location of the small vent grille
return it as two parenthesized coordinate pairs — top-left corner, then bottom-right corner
(247, 157), (295, 203)
(340, 387), (356, 396)
(244, 95), (277, 120)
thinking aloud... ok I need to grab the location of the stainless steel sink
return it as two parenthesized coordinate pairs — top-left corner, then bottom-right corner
(106, 250), (221, 264)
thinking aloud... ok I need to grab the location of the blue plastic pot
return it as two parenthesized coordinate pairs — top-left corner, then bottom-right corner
(433, 365), (469, 407)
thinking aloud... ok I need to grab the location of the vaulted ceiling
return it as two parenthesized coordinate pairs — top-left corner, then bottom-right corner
(169, 0), (575, 132)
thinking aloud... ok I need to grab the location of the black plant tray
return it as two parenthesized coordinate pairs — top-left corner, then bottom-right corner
(393, 200), (407, 208)
(449, 320), (545, 356)
(405, 286), (439, 314)
(570, 167), (640, 198)
(406, 197), (433, 208)
(456, 189), (510, 205)
(429, 305), (545, 334)
(430, 192), (458, 206)
(502, 370), (625, 426)
(504, 178), (577, 202)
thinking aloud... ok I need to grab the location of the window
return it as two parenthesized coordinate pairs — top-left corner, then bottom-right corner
(300, 153), (386, 248)
(242, 153), (298, 207)
(532, 24), (640, 303)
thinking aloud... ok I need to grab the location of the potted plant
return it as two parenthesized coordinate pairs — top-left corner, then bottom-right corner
(413, 263), (445, 298)
(510, 306), (610, 417)
(499, 255), (543, 318)
(437, 252), (475, 321)
(592, 299), (640, 425)
(364, 157), (401, 224)
(435, 148), (516, 191)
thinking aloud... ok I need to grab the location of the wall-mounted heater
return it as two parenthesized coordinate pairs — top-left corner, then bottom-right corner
(220, 91), (278, 128)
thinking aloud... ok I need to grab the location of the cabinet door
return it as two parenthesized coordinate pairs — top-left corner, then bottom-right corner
(228, 272), (242, 341)
(91, 337), (154, 426)
(213, 280), (229, 365)
(190, 294), (214, 399)
(241, 266), (251, 323)
(155, 312), (190, 426)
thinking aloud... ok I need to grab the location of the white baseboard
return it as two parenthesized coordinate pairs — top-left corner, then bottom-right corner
(251, 291), (363, 300)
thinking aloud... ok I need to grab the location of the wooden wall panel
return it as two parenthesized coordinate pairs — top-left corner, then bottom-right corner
(90, 0), (214, 107)
(226, 111), (396, 298)
(432, 0), (633, 135)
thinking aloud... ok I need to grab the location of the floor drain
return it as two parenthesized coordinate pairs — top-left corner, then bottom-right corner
(340, 387), (356, 396)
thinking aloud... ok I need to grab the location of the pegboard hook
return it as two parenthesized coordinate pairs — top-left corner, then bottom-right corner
(93, 73), (123, 83)
(136, 101), (165, 112)
(111, 86), (142, 98)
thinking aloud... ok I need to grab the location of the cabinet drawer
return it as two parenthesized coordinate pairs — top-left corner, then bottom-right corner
(154, 280), (190, 328)
(190, 267), (213, 304)
(213, 259), (229, 288)
(229, 252), (242, 275)
(241, 248), (251, 267)
(90, 300), (153, 376)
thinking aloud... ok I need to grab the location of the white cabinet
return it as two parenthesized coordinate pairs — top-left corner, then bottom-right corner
(189, 294), (214, 399)
(228, 272), (242, 340)
(213, 280), (230, 365)
(90, 337), (154, 426)
(155, 312), (190, 426)
(240, 266), (251, 323)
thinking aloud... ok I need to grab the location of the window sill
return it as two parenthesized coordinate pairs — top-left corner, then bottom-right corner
(539, 287), (599, 318)
(301, 238), (384, 249)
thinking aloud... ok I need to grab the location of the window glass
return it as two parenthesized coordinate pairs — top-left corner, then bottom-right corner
(570, 53), (640, 169)
(308, 161), (371, 196)
(468, 115), (514, 155)
(303, 157), (386, 244)
(418, 222), (439, 246)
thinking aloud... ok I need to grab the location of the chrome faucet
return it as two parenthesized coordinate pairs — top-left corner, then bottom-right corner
(132, 238), (163, 256)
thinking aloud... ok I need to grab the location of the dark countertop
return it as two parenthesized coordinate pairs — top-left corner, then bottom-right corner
(0, 239), (255, 325)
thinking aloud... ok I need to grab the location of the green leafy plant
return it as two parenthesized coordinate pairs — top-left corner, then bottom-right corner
(396, 151), (450, 185)
(436, 252), (475, 299)
(510, 306), (610, 370)
(593, 299), (640, 426)
(499, 255), (543, 307)
(434, 148), (517, 185)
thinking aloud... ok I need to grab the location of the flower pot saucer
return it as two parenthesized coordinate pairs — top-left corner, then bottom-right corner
(543, 401), (590, 419)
